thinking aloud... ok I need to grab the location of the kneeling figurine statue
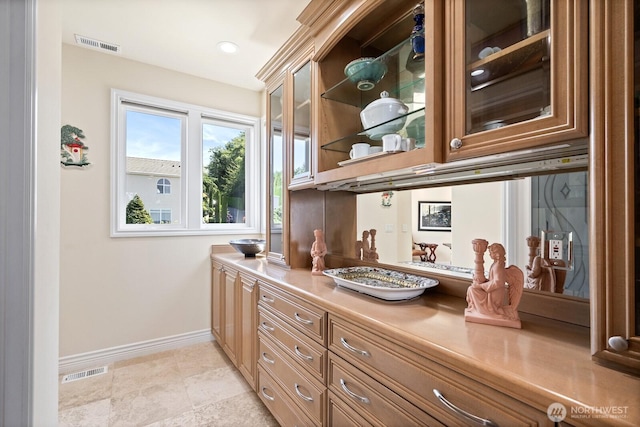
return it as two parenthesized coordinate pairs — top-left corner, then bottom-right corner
(465, 239), (524, 329)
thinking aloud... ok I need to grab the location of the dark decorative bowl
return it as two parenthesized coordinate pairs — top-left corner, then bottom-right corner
(229, 239), (266, 257)
(344, 57), (387, 91)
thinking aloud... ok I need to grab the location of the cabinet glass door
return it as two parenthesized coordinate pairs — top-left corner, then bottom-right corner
(447, 0), (586, 160)
(465, 0), (550, 134)
(268, 85), (285, 260)
(291, 61), (312, 185)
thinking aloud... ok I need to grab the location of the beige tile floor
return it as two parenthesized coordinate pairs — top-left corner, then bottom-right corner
(58, 341), (280, 427)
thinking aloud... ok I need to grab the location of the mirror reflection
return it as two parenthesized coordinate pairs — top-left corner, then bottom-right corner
(356, 171), (589, 299)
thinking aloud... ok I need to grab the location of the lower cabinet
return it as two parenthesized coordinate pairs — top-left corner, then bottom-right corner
(212, 257), (552, 426)
(210, 261), (257, 390)
(328, 315), (549, 427)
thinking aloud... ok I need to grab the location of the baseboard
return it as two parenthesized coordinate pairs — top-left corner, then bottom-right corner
(58, 329), (214, 374)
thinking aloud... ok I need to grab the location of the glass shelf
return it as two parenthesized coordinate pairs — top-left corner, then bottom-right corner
(321, 108), (425, 153)
(468, 30), (550, 91)
(321, 37), (426, 109)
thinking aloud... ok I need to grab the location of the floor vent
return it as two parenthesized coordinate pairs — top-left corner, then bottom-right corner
(61, 366), (108, 384)
(74, 34), (121, 54)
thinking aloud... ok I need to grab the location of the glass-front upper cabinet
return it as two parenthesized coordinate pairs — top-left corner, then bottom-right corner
(445, 0), (588, 161)
(289, 60), (313, 188)
(266, 84), (287, 266)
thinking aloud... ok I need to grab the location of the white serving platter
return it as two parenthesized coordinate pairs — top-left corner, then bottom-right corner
(323, 266), (439, 301)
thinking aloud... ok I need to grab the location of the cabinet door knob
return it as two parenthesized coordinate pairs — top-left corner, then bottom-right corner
(608, 336), (629, 352)
(450, 138), (463, 149)
(433, 389), (498, 427)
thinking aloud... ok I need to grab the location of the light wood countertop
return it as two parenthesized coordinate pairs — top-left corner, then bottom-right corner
(212, 252), (639, 426)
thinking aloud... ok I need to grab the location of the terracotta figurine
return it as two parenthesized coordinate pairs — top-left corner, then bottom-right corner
(368, 229), (379, 262)
(465, 242), (524, 329)
(310, 229), (327, 275)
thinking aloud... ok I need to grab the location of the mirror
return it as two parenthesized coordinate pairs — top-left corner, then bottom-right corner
(268, 85), (284, 256)
(356, 170), (589, 299)
(292, 61), (311, 181)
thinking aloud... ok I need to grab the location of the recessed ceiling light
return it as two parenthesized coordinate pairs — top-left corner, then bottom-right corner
(217, 41), (238, 54)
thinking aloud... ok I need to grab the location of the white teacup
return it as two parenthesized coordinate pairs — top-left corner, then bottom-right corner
(382, 133), (402, 152)
(368, 146), (383, 154)
(349, 142), (370, 159)
(401, 137), (416, 151)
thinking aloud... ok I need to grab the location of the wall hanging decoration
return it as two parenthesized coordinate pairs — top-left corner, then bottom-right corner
(381, 191), (393, 207)
(61, 124), (90, 167)
(418, 201), (451, 231)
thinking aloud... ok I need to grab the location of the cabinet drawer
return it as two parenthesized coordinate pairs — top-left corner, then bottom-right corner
(327, 390), (372, 427)
(329, 316), (547, 426)
(257, 366), (318, 427)
(258, 283), (326, 344)
(328, 353), (444, 427)
(258, 333), (326, 425)
(258, 305), (327, 383)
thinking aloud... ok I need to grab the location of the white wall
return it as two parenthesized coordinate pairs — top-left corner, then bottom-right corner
(60, 44), (262, 357)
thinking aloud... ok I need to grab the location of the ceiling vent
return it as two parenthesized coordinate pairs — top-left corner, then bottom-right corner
(74, 34), (121, 54)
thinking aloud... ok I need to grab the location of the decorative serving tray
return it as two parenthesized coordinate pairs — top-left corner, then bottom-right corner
(323, 266), (439, 301)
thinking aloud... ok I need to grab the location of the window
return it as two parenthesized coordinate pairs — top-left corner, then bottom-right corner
(111, 89), (261, 236)
(157, 178), (171, 194)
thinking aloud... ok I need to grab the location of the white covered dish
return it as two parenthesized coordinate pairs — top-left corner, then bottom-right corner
(360, 91), (409, 140)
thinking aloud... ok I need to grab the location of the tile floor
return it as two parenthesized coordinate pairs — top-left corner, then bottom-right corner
(58, 341), (280, 427)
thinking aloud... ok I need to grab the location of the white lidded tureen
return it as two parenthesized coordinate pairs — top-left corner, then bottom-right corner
(360, 91), (409, 140)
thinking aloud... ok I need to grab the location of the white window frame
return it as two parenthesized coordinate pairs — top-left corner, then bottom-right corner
(111, 89), (261, 237)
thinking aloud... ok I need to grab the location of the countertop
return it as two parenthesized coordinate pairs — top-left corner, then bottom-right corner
(212, 252), (640, 426)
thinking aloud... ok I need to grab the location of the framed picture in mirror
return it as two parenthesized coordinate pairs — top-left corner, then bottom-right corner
(418, 201), (452, 231)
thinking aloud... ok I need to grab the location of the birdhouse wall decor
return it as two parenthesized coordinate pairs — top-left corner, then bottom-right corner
(61, 124), (90, 167)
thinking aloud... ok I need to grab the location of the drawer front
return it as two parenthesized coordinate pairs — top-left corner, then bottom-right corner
(258, 306), (327, 382)
(258, 284), (326, 344)
(327, 390), (372, 427)
(328, 354), (444, 427)
(329, 316), (546, 427)
(257, 366), (318, 427)
(258, 333), (325, 425)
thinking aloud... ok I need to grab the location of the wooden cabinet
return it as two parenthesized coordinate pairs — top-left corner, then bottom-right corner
(210, 259), (224, 343)
(210, 260), (258, 389)
(257, 282), (328, 426)
(590, 0), (640, 374)
(445, 0), (588, 161)
(295, 0), (588, 186)
(222, 265), (238, 365)
(328, 315), (549, 426)
(238, 273), (259, 389)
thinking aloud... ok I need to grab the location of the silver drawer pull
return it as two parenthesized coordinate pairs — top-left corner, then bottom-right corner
(294, 383), (314, 402)
(261, 352), (275, 364)
(340, 378), (370, 404)
(260, 321), (275, 332)
(294, 345), (314, 361)
(294, 312), (313, 325)
(340, 337), (370, 357)
(261, 386), (275, 401)
(433, 389), (498, 427)
(260, 295), (275, 303)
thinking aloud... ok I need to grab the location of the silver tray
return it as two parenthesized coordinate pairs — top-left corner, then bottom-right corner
(323, 266), (439, 301)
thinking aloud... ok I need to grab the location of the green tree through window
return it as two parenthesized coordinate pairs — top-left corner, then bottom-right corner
(203, 133), (246, 223)
(126, 194), (153, 224)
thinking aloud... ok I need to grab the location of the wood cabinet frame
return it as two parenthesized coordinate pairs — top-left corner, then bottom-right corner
(589, 0), (640, 374)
